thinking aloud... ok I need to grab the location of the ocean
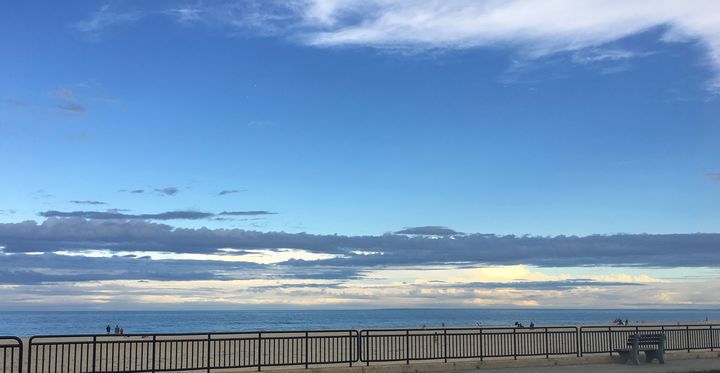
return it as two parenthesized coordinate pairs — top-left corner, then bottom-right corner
(1, 309), (718, 337)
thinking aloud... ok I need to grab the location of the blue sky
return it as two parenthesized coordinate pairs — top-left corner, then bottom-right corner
(1, 0), (719, 309)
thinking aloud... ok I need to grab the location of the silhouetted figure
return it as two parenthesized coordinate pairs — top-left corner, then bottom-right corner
(105, 324), (111, 334)
(114, 325), (120, 334)
(530, 322), (534, 328)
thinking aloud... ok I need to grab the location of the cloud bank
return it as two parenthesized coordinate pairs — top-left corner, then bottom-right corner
(2, 218), (718, 268)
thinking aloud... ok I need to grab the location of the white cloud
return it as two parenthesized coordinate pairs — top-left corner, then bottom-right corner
(73, 4), (143, 34)
(80, 1), (720, 90)
(53, 248), (345, 264)
(298, 1), (720, 88)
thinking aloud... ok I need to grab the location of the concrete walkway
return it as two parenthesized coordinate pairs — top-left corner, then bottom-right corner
(443, 358), (720, 373)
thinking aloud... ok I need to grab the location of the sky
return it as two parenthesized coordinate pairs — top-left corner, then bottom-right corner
(1, 0), (719, 310)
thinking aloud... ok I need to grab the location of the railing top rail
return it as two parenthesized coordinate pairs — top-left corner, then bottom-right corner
(0, 336), (22, 344)
(579, 323), (719, 329)
(28, 329), (358, 341)
(360, 326), (578, 333)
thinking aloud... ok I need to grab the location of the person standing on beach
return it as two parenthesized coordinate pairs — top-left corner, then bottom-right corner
(114, 325), (120, 334)
(105, 324), (111, 334)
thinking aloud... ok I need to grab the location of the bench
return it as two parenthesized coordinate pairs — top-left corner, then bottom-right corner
(615, 333), (665, 365)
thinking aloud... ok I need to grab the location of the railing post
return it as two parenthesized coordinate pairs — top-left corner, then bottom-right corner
(686, 325), (690, 352)
(16, 337), (23, 373)
(365, 331), (369, 366)
(304, 332), (308, 369)
(575, 327), (580, 357)
(92, 336), (97, 373)
(206, 334), (211, 373)
(578, 327), (583, 357)
(357, 331), (362, 366)
(608, 327), (612, 356)
(348, 331), (353, 367)
(479, 329), (483, 361)
(710, 325), (714, 352)
(405, 330), (409, 365)
(25, 338), (30, 373)
(513, 328), (517, 360)
(257, 332), (262, 372)
(443, 329), (447, 363)
(544, 328), (549, 358)
(151, 336), (156, 373)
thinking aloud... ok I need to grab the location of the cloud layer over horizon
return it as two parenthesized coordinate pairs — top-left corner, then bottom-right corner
(2, 217), (718, 268)
(1, 216), (718, 308)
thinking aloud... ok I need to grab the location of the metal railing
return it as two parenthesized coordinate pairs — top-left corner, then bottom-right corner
(8, 323), (720, 371)
(359, 327), (578, 365)
(579, 324), (719, 356)
(0, 336), (23, 373)
(27, 330), (358, 373)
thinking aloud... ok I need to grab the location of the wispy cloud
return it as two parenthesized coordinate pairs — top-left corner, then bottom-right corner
(73, 4), (143, 34)
(155, 187), (179, 196)
(394, 226), (463, 236)
(39, 210), (215, 221)
(218, 189), (245, 196)
(49, 86), (87, 114)
(56, 103), (87, 113)
(69, 200), (107, 205)
(571, 48), (653, 64)
(37, 209), (276, 221)
(48, 87), (78, 101)
(220, 211), (276, 216)
(705, 173), (720, 181)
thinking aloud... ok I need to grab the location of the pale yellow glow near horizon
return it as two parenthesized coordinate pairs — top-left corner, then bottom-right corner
(361, 265), (664, 286)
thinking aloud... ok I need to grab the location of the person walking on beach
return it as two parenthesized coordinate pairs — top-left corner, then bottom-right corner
(105, 324), (111, 334)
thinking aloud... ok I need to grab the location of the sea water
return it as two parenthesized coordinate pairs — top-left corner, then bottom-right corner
(1, 309), (718, 336)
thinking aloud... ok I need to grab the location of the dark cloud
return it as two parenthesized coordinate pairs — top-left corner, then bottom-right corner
(39, 210), (214, 220)
(394, 226), (463, 236)
(69, 200), (107, 205)
(155, 187), (179, 196)
(220, 211), (276, 216)
(0, 251), (349, 285)
(218, 190), (244, 196)
(705, 173), (720, 181)
(1, 218), (719, 268)
(0, 269), (219, 285)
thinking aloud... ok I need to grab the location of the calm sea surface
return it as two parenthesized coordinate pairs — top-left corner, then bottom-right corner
(1, 309), (719, 336)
